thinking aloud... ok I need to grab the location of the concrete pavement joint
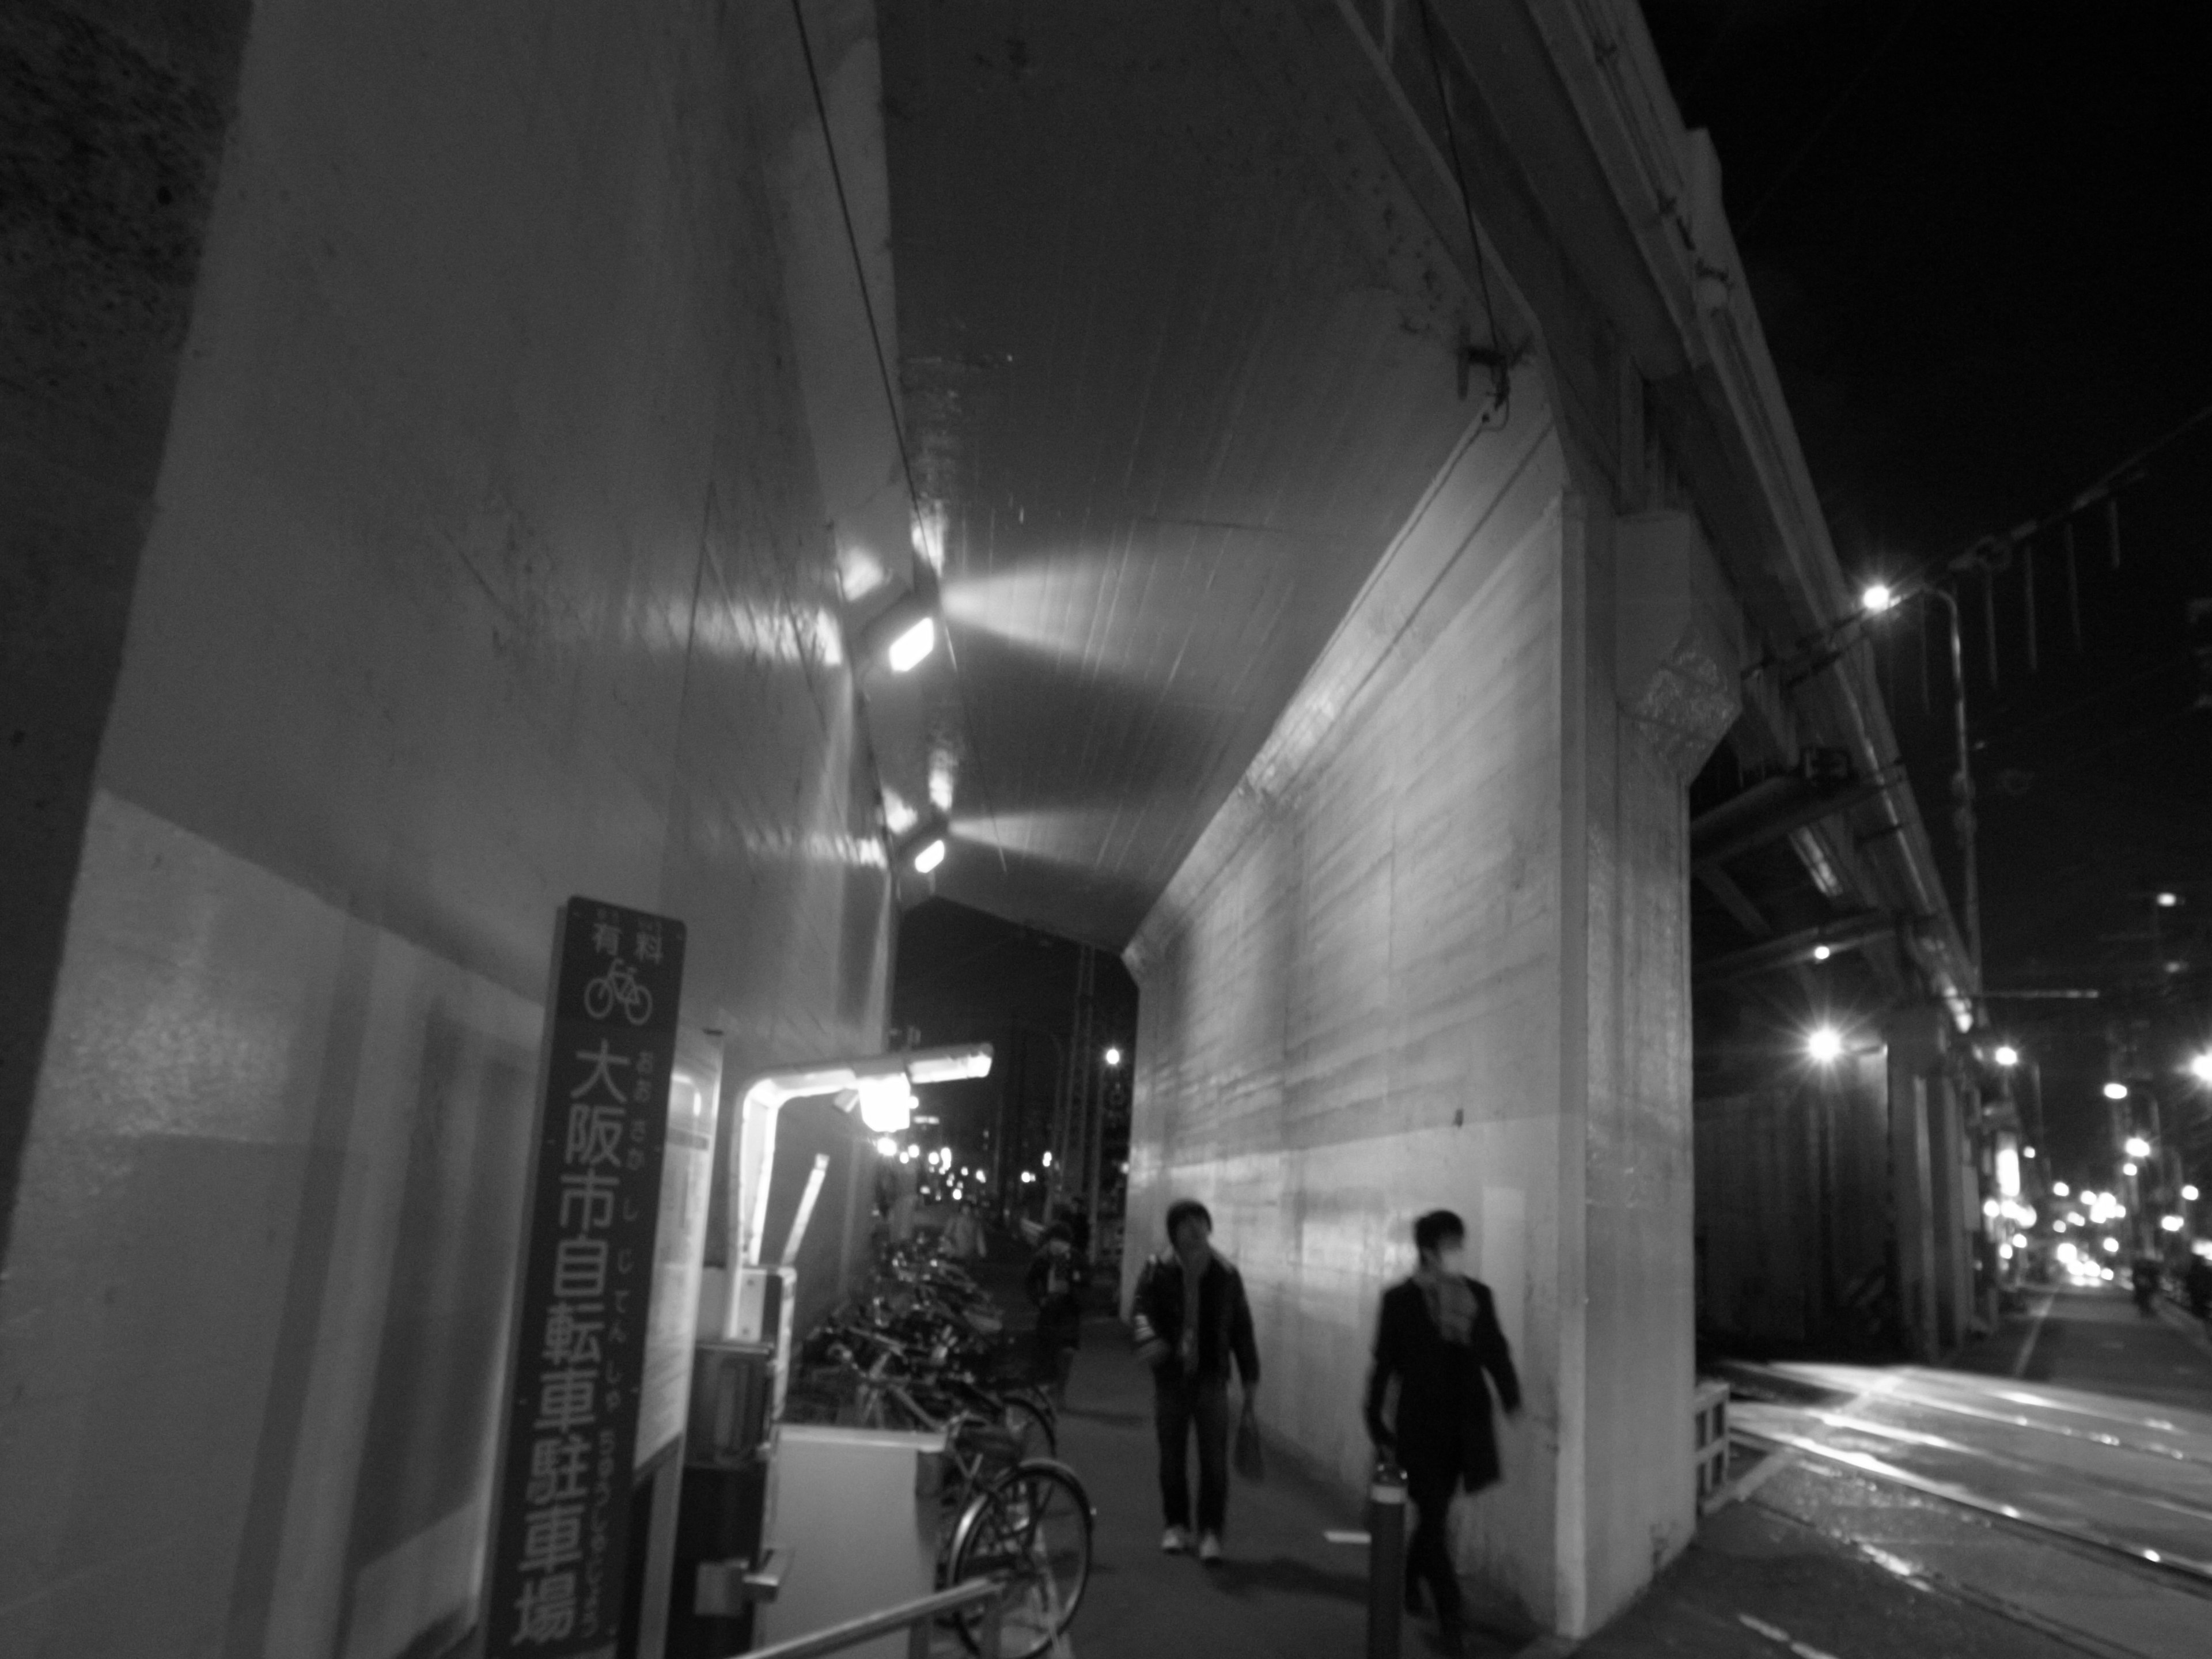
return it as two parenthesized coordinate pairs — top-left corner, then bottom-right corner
(1841, 1536), (2171, 1659)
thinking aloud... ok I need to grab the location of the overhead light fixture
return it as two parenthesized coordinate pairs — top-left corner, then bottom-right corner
(875, 1135), (900, 1158)
(1861, 584), (1896, 615)
(2124, 1135), (2151, 1158)
(886, 614), (937, 673)
(891, 810), (950, 878)
(2157, 891), (2180, 908)
(2123, 1161), (2139, 1177)
(1812, 944), (1832, 962)
(1994, 1044), (2019, 1067)
(2161, 1214), (2184, 1233)
(2185, 1184), (2200, 1202)
(1103, 1046), (1123, 1068)
(1807, 1026), (1844, 1063)
(2024, 1146), (2037, 1158)
(2052, 1180), (2070, 1197)
(2190, 1054), (2212, 1084)
(2104, 1081), (2130, 1101)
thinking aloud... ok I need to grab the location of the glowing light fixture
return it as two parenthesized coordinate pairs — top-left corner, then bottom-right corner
(1994, 1044), (2019, 1067)
(2125, 1135), (2152, 1158)
(2024, 1146), (2037, 1159)
(1812, 944), (1832, 962)
(887, 614), (937, 673)
(1103, 1046), (1124, 1068)
(2191, 1054), (2212, 1084)
(911, 836), (947, 874)
(1861, 584), (1896, 614)
(2104, 1081), (2130, 1101)
(2184, 1184), (2201, 1202)
(2104, 1237), (2120, 1253)
(2161, 1214), (2184, 1233)
(875, 1135), (900, 1158)
(2052, 1180), (2069, 1197)
(2123, 1161), (2139, 1177)
(2157, 891), (2180, 908)
(1807, 1026), (1844, 1063)
(1040, 1150), (1053, 1168)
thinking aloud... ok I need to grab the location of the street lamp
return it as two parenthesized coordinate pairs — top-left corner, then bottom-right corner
(1808, 1025), (1845, 1063)
(2124, 1135), (2152, 1158)
(2191, 1054), (2212, 1084)
(1994, 1044), (2019, 1067)
(2104, 1081), (2131, 1101)
(1862, 581), (1979, 974)
(1103, 1046), (1123, 1069)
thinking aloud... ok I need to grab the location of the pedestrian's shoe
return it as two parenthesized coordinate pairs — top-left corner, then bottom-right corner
(1198, 1530), (1224, 1565)
(1160, 1526), (1192, 1555)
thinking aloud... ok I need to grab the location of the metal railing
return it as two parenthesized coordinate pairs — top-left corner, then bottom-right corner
(733, 1576), (1009, 1659)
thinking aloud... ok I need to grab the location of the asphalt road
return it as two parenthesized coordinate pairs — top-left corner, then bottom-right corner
(1725, 1285), (2212, 1658)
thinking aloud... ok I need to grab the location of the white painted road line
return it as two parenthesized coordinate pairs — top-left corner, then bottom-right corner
(2012, 1291), (2056, 1377)
(1737, 1611), (1842, 1659)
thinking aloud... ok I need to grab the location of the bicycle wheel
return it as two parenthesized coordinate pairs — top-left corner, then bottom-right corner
(1002, 1394), (1056, 1462)
(947, 1461), (1092, 1659)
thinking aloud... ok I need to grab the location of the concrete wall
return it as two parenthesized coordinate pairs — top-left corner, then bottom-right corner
(1124, 381), (1697, 1634)
(0, 5), (893, 1657)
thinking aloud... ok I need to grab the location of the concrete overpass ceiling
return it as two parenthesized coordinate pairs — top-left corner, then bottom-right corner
(879, 2), (1494, 948)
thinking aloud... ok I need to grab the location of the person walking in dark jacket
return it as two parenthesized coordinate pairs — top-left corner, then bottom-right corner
(1131, 1199), (1259, 1564)
(1363, 1210), (1520, 1654)
(1026, 1221), (1088, 1405)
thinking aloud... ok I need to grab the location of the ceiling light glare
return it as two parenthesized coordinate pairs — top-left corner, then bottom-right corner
(2191, 1054), (2212, 1084)
(1807, 1026), (1844, 1063)
(2125, 1136), (2151, 1158)
(1812, 944), (1832, 962)
(2103, 1081), (2130, 1101)
(1994, 1044), (2018, 1066)
(2183, 1184), (2199, 1201)
(2161, 1214), (2184, 1233)
(1103, 1046), (1123, 1067)
(2157, 891), (2180, 908)
(911, 836), (947, 875)
(2123, 1161), (2139, 1177)
(887, 615), (937, 673)
(1861, 584), (1895, 615)
(2052, 1181), (2069, 1197)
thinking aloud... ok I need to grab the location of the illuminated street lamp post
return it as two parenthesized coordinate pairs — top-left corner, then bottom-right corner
(1863, 582), (1980, 976)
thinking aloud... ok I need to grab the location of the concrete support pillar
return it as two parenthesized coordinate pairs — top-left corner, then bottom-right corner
(1927, 1076), (1969, 1350)
(1123, 406), (1734, 1637)
(1885, 1008), (1945, 1361)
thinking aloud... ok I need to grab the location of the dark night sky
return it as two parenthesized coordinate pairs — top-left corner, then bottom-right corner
(1642, 2), (2212, 1181)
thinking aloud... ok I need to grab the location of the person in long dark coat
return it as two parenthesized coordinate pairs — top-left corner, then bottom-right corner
(1363, 1209), (1520, 1654)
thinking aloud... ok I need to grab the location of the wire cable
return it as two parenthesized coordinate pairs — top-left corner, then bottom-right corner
(1416, 0), (1509, 419)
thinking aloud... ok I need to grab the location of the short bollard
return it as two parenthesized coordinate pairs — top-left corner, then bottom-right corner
(1366, 1459), (1407, 1659)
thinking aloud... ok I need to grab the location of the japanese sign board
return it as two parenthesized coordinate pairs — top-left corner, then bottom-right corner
(484, 897), (687, 1658)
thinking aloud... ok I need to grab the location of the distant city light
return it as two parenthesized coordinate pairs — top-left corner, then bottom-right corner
(1041, 1150), (1053, 1168)
(1807, 1026), (1844, 1063)
(1994, 1044), (2019, 1067)
(875, 1135), (899, 1158)
(2161, 1214), (2184, 1233)
(2023, 1146), (2037, 1159)
(2104, 1237), (2120, 1253)
(2157, 891), (2180, 908)
(1103, 1046), (1124, 1068)
(2052, 1181), (2070, 1197)
(1982, 1198), (2002, 1221)
(1020, 1171), (1036, 1184)
(1861, 584), (1896, 614)
(2123, 1161), (2139, 1177)
(2104, 1082), (2130, 1101)
(887, 614), (937, 673)
(2052, 1220), (2066, 1232)
(911, 836), (947, 875)
(1812, 944), (1832, 962)
(2191, 1054), (2212, 1084)
(2186, 1185), (2201, 1202)
(2125, 1136), (2151, 1158)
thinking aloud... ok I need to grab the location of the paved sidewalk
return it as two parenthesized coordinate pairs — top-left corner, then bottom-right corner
(1045, 1315), (2137, 1659)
